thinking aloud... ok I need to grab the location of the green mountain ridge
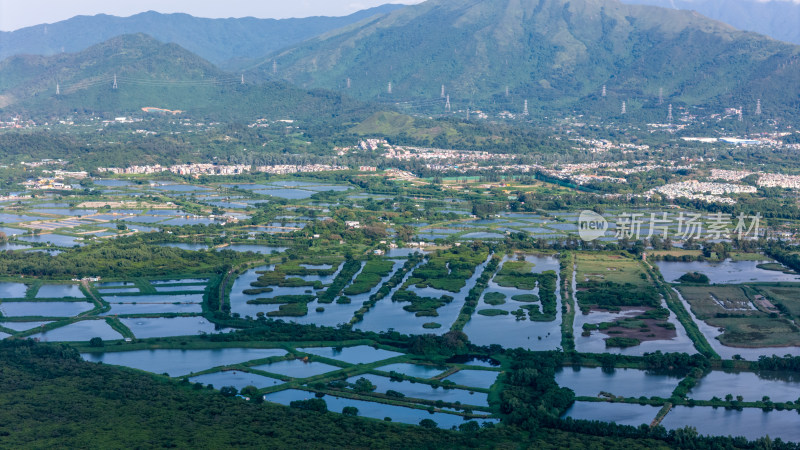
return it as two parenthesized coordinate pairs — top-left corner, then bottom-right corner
(0, 34), (373, 122)
(259, 0), (800, 118)
(0, 5), (407, 69)
(621, 0), (800, 46)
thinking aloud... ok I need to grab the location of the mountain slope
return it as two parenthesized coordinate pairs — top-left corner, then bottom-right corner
(261, 0), (800, 118)
(0, 34), (373, 122)
(621, 0), (800, 46)
(0, 5), (406, 69)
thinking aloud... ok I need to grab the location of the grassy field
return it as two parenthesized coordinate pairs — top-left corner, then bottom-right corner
(676, 285), (759, 320)
(709, 317), (800, 348)
(678, 284), (800, 348)
(648, 250), (703, 259)
(575, 253), (658, 311)
(576, 253), (650, 287)
(757, 284), (800, 316)
(493, 261), (539, 290)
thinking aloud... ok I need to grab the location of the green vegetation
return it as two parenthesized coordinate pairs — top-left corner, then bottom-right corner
(581, 308), (676, 347)
(477, 309), (508, 317)
(451, 255), (500, 332)
(678, 272), (710, 284)
(318, 259), (362, 304)
(483, 292), (507, 306)
(494, 261), (537, 290)
(343, 259), (395, 296)
(677, 284), (800, 348)
(575, 253), (659, 313)
(756, 263), (795, 273)
(605, 337), (642, 348)
(273, 0), (800, 123)
(0, 340), (528, 448)
(407, 245), (490, 293)
(511, 294), (539, 302)
(392, 244), (489, 316)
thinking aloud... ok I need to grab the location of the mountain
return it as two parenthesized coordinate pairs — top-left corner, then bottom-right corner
(620, 0), (800, 46)
(0, 5), (406, 69)
(0, 34), (372, 122)
(261, 0), (800, 119)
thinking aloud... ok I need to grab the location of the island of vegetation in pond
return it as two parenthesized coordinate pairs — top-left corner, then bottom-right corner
(582, 307), (677, 348)
(678, 272), (710, 284)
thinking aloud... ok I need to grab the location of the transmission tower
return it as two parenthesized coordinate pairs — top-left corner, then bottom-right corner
(658, 87), (664, 105)
(441, 85), (445, 98)
(240, 74), (244, 85)
(113, 74), (117, 90)
(756, 99), (762, 115)
(505, 86), (509, 97)
(466, 107), (470, 120)
(387, 82), (392, 94)
(272, 60), (277, 75)
(738, 107), (743, 122)
(667, 104), (673, 123)
(621, 101), (627, 115)
(346, 78), (351, 89)
(56, 82), (60, 96)
(602, 85), (607, 97)
(445, 95), (451, 112)
(523, 99), (529, 116)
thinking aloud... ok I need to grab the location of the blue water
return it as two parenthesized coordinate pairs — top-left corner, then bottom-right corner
(36, 284), (85, 298)
(96, 281), (136, 287)
(443, 370), (499, 390)
(189, 370), (283, 390)
(376, 363), (447, 379)
(263, 389), (497, 429)
(0, 301), (94, 317)
(98, 288), (141, 294)
(345, 374), (488, 406)
(82, 348), (287, 377)
(251, 359), (341, 378)
(29, 320), (122, 342)
(0, 282), (28, 298)
(101, 294), (204, 303)
(689, 371), (800, 402)
(120, 317), (227, 339)
(161, 218), (219, 226)
(94, 180), (133, 187)
(254, 189), (316, 199)
(0, 321), (51, 331)
(153, 286), (206, 293)
(153, 185), (210, 192)
(563, 401), (660, 427)
(150, 279), (208, 285)
(100, 303), (202, 316)
(28, 208), (98, 216)
(555, 367), (683, 398)
(296, 346), (403, 364)
(0, 226), (26, 236)
(0, 213), (43, 223)
(661, 406), (800, 442)
(17, 234), (83, 247)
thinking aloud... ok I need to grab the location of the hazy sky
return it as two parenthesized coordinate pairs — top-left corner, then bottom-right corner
(0, 0), (426, 31)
